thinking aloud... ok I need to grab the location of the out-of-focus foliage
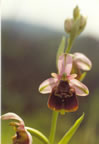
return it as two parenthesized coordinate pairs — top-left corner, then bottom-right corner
(1, 20), (99, 144)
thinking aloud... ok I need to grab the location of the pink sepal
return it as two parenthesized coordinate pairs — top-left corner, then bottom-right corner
(39, 78), (58, 94)
(58, 54), (72, 76)
(73, 52), (92, 71)
(69, 79), (89, 96)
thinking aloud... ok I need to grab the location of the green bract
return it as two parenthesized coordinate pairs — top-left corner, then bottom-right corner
(58, 113), (85, 144)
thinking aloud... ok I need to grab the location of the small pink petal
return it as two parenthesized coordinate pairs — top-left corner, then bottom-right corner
(73, 52), (92, 71)
(67, 74), (77, 80)
(58, 54), (72, 76)
(39, 78), (58, 94)
(51, 73), (61, 80)
(69, 79), (89, 96)
(1, 112), (24, 125)
(51, 73), (58, 78)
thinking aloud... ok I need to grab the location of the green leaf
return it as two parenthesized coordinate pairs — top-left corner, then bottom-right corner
(79, 72), (87, 81)
(26, 127), (48, 144)
(58, 113), (85, 144)
(56, 36), (66, 68)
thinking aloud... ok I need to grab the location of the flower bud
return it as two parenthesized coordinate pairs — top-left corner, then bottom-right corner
(79, 15), (87, 31)
(64, 18), (74, 33)
(73, 6), (80, 20)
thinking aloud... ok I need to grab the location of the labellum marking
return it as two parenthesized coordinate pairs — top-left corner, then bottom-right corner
(55, 80), (74, 98)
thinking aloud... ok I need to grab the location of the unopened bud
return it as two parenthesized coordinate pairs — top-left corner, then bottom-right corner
(64, 18), (73, 33)
(73, 6), (80, 20)
(79, 15), (87, 30)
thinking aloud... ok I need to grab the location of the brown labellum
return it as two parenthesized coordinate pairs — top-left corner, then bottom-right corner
(48, 80), (78, 112)
(12, 130), (29, 144)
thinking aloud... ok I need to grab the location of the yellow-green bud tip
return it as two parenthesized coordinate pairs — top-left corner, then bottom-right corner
(73, 6), (80, 20)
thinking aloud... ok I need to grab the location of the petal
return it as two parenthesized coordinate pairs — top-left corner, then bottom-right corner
(51, 73), (59, 79)
(73, 52), (92, 71)
(58, 54), (72, 76)
(1, 112), (24, 125)
(27, 131), (33, 144)
(69, 79), (89, 96)
(67, 74), (77, 80)
(39, 78), (58, 94)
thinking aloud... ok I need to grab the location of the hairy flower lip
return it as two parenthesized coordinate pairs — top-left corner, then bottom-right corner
(48, 82), (79, 112)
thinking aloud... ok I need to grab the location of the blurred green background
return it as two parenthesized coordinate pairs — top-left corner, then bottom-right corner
(1, 19), (99, 144)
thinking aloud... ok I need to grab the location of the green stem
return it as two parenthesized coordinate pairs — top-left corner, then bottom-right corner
(66, 17), (81, 54)
(66, 36), (75, 53)
(49, 111), (59, 144)
(26, 127), (48, 144)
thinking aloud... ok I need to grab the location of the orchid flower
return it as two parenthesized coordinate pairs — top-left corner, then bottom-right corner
(1, 112), (32, 144)
(39, 53), (89, 112)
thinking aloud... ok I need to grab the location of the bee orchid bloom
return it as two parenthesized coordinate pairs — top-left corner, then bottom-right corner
(1, 112), (32, 144)
(39, 54), (89, 112)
